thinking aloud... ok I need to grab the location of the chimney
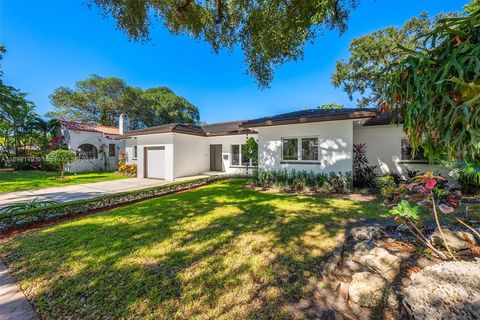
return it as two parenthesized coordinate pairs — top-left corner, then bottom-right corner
(119, 113), (129, 135)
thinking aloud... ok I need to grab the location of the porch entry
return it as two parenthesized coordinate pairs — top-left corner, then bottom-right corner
(210, 144), (223, 171)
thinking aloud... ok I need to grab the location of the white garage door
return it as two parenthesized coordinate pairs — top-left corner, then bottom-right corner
(146, 147), (165, 179)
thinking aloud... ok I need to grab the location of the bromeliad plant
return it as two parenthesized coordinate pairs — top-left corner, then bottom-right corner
(387, 172), (480, 260)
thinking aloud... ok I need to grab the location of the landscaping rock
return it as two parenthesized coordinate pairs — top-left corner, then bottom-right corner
(403, 259), (480, 320)
(350, 226), (384, 241)
(348, 272), (397, 308)
(355, 247), (401, 282)
(430, 228), (476, 251)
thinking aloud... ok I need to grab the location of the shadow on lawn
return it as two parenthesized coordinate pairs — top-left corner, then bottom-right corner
(0, 179), (382, 319)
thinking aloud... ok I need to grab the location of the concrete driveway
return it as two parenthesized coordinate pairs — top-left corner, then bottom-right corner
(0, 178), (170, 209)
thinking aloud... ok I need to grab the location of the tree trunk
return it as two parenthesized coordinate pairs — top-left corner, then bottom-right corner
(60, 164), (65, 179)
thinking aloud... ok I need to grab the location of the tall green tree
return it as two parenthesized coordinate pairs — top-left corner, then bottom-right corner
(47, 75), (200, 129)
(318, 103), (344, 109)
(332, 13), (439, 107)
(135, 87), (200, 127)
(90, 0), (357, 88)
(48, 75), (129, 126)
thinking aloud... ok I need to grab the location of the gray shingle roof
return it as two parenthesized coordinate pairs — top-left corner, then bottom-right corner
(241, 108), (378, 128)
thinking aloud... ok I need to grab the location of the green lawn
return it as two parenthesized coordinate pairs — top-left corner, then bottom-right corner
(0, 179), (383, 319)
(0, 170), (129, 194)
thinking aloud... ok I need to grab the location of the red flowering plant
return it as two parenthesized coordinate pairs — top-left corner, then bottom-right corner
(48, 135), (66, 151)
(387, 172), (479, 260)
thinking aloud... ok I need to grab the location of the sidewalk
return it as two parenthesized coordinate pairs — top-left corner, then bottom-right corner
(0, 258), (38, 320)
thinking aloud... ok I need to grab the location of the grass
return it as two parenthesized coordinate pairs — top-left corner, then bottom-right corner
(0, 170), (130, 194)
(0, 179), (384, 319)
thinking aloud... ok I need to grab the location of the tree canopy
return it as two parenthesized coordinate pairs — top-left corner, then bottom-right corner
(90, 0), (357, 88)
(47, 75), (200, 129)
(318, 103), (344, 109)
(332, 13), (438, 107)
(379, 10), (480, 161)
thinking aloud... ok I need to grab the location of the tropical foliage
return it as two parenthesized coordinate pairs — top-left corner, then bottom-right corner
(379, 11), (480, 161)
(0, 197), (59, 216)
(117, 163), (137, 176)
(252, 169), (352, 193)
(352, 143), (378, 190)
(385, 172), (480, 260)
(332, 13), (441, 107)
(0, 46), (60, 168)
(90, 0), (357, 88)
(47, 75), (200, 129)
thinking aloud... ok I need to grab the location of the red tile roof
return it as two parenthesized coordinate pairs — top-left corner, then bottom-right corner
(60, 120), (120, 135)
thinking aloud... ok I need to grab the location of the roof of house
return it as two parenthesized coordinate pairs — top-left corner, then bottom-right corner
(241, 108), (379, 128)
(60, 120), (120, 135)
(118, 121), (255, 138)
(362, 112), (396, 126)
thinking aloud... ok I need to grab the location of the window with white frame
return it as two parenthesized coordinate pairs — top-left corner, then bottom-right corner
(282, 137), (319, 161)
(133, 145), (138, 159)
(231, 144), (254, 166)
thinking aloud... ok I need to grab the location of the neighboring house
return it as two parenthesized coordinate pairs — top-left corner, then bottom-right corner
(119, 108), (447, 181)
(120, 121), (257, 181)
(59, 116), (127, 173)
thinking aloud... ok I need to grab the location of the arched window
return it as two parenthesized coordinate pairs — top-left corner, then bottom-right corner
(76, 144), (98, 159)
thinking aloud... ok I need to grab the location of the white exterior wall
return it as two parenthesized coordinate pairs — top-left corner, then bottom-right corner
(353, 125), (450, 178)
(206, 134), (258, 175)
(256, 120), (354, 173)
(124, 132), (257, 181)
(124, 139), (138, 166)
(173, 134), (209, 178)
(133, 133), (175, 181)
(63, 128), (123, 173)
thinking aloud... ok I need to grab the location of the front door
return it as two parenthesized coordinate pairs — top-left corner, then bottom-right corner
(210, 144), (223, 171)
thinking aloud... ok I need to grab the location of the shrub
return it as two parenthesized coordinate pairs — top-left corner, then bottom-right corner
(353, 143), (378, 190)
(46, 149), (76, 179)
(252, 169), (352, 193)
(118, 163), (137, 176)
(379, 175), (397, 197)
(386, 172), (480, 260)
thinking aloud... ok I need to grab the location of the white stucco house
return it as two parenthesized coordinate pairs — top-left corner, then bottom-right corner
(119, 108), (445, 182)
(58, 117), (126, 173)
(120, 121), (257, 181)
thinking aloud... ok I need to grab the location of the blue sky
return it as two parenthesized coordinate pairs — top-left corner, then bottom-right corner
(0, 0), (468, 123)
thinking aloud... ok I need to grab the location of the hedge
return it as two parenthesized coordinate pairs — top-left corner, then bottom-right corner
(0, 175), (241, 231)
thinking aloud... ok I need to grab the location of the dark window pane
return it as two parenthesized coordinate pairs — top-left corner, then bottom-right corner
(301, 138), (318, 160)
(76, 144), (98, 159)
(109, 144), (115, 157)
(282, 138), (298, 160)
(232, 145), (240, 165)
(133, 146), (138, 159)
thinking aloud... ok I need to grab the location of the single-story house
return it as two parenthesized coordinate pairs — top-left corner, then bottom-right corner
(120, 108), (447, 181)
(120, 121), (257, 181)
(59, 117), (126, 173)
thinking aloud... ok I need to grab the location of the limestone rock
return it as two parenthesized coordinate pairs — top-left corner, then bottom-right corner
(350, 226), (384, 241)
(348, 272), (386, 308)
(403, 259), (480, 320)
(355, 247), (401, 282)
(430, 229), (476, 251)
